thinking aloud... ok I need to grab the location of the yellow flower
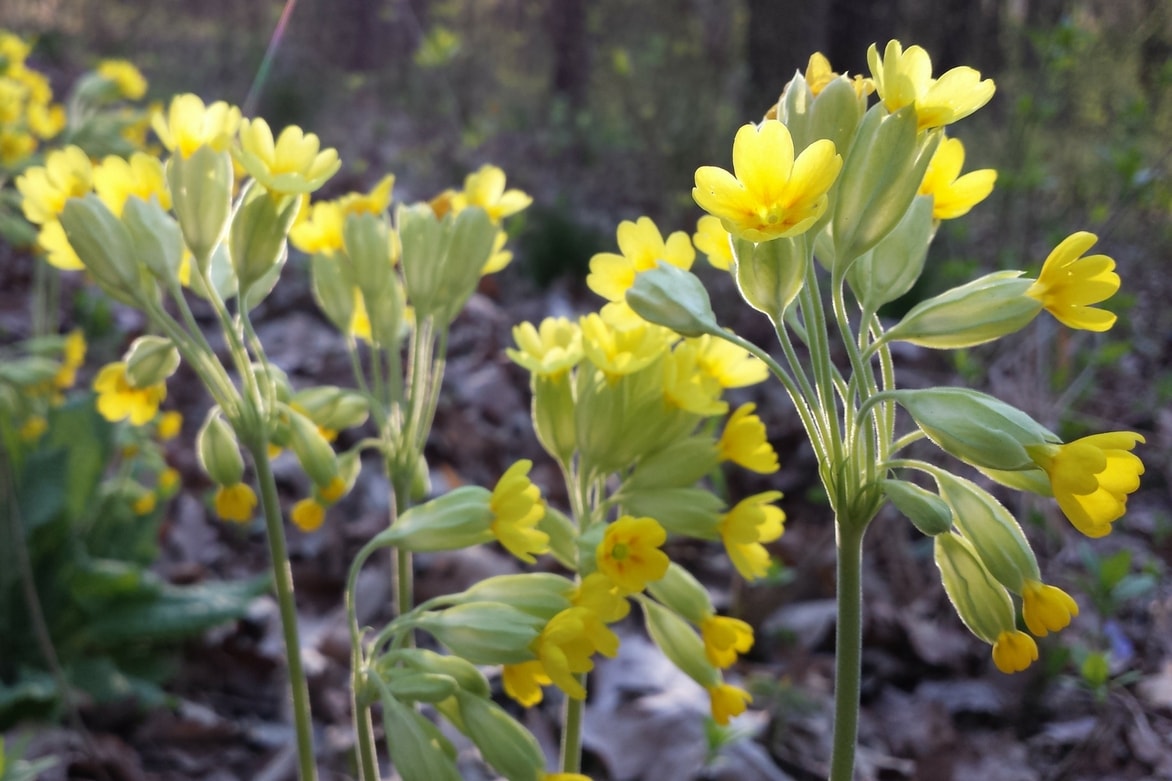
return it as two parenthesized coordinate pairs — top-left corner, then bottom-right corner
(53, 329), (87, 389)
(1025, 232), (1120, 332)
(804, 52), (838, 96)
(93, 362), (166, 426)
(0, 31), (32, 65)
(991, 629), (1038, 674)
(595, 516), (670, 594)
(152, 93), (241, 158)
(132, 491), (157, 515)
(451, 164), (532, 223)
(158, 467), (181, 496)
(336, 173), (396, 216)
(570, 572), (631, 624)
(579, 312), (671, 380)
(156, 410), (183, 441)
(36, 220), (84, 271)
(693, 120), (841, 243)
(718, 403), (779, 474)
(587, 216), (695, 303)
(540, 774), (593, 781)
(489, 460), (549, 563)
(718, 491), (785, 581)
(867, 40), (995, 130)
(236, 117), (341, 195)
(534, 606), (620, 699)
(690, 335), (768, 389)
(706, 682), (752, 725)
(96, 59), (148, 100)
(502, 659), (551, 707)
(289, 199), (346, 255)
(1021, 580), (1079, 637)
(506, 317), (583, 377)
(1027, 432), (1144, 538)
(215, 482), (257, 523)
(319, 475), (347, 504)
(18, 416), (47, 443)
(701, 615), (754, 669)
(692, 215), (733, 271)
(93, 152), (171, 216)
(291, 497), (326, 532)
(349, 288), (373, 342)
(16, 145), (93, 225)
(0, 129), (36, 167)
(662, 341), (727, 416)
(480, 230), (513, 275)
(919, 136), (996, 220)
(26, 101), (66, 139)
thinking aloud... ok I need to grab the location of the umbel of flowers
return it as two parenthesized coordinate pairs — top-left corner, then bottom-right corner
(623, 42), (1143, 781)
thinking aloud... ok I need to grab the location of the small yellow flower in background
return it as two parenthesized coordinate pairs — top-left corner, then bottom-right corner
(693, 120), (842, 243)
(215, 482), (258, 523)
(534, 606), (620, 699)
(451, 163), (532, 223)
(579, 312), (671, 380)
(918, 136), (996, 220)
(503, 659), (552, 707)
(718, 403), (779, 474)
(571, 572), (631, 624)
(53, 329), (87, 389)
(596, 516), (670, 594)
(319, 475), (347, 504)
(701, 614), (754, 669)
(587, 216), (696, 303)
(16, 145), (93, 225)
(718, 491), (785, 581)
(291, 497), (326, 532)
(93, 361), (166, 426)
(1027, 432), (1144, 538)
(290, 200), (346, 255)
(236, 117), (341, 195)
(507, 317), (583, 377)
(158, 467), (181, 496)
(662, 341), (727, 416)
(867, 40), (995, 130)
(36, 220), (85, 270)
(480, 230), (513, 275)
(336, 173), (395, 216)
(540, 773), (593, 781)
(133, 491), (157, 515)
(991, 629), (1038, 674)
(1021, 580), (1079, 637)
(26, 100), (66, 140)
(690, 335), (768, 389)
(93, 152), (171, 215)
(96, 59), (147, 100)
(692, 215), (733, 271)
(156, 410), (183, 441)
(1025, 232), (1120, 332)
(706, 682), (752, 725)
(0, 129), (36, 166)
(489, 460), (549, 563)
(0, 31), (32, 64)
(152, 93), (241, 158)
(804, 52), (838, 96)
(18, 415), (47, 442)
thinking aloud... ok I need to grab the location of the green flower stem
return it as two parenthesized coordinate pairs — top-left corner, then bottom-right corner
(31, 259), (57, 337)
(345, 537), (384, 781)
(248, 438), (319, 781)
(829, 515), (868, 781)
(560, 678), (587, 774)
(799, 257), (845, 467)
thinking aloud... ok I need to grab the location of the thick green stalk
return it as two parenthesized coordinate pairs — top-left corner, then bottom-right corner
(828, 518), (867, 781)
(250, 440), (319, 781)
(560, 678), (587, 774)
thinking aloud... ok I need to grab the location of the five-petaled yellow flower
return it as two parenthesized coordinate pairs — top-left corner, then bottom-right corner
(718, 491), (785, 580)
(450, 163), (532, 223)
(96, 59), (148, 100)
(215, 482), (258, 524)
(1027, 432), (1144, 538)
(701, 614), (754, 669)
(918, 136), (996, 220)
(489, 460), (549, 563)
(1021, 579), (1079, 637)
(867, 40), (995, 130)
(991, 629), (1038, 674)
(93, 152), (172, 216)
(152, 93), (241, 158)
(236, 118), (341, 195)
(1026, 232), (1120, 332)
(692, 215), (733, 271)
(706, 682), (752, 725)
(596, 516), (670, 594)
(717, 403), (779, 474)
(93, 361), (166, 426)
(587, 216), (695, 303)
(693, 120), (841, 243)
(507, 317), (584, 377)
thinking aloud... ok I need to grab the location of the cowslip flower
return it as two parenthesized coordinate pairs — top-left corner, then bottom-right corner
(867, 40), (995, 130)
(53, 329), (87, 389)
(662, 342), (727, 416)
(587, 216), (695, 303)
(489, 460), (549, 563)
(1021, 579), (1079, 637)
(571, 572), (631, 624)
(701, 614), (754, 669)
(801, 52), (874, 99)
(93, 152), (171, 215)
(991, 630), (1038, 674)
(152, 93), (241, 158)
(502, 659), (552, 707)
(481, 230), (513, 275)
(156, 410), (183, 441)
(690, 335), (768, 389)
(336, 173), (396, 216)
(215, 482), (257, 523)
(289, 199), (346, 255)
(718, 491), (785, 580)
(291, 497), (326, 532)
(93, 361), (166, 426)
(1027, 432), (1144, 538)
(1025, 232), (1120, 332)
(236, 117), (341, 195)
(450, 164), (532, 223)
(596, 516), (670, 594)
(692, 215), (733, 271)
(96, 59), (148, 100)
(19, 416), (47, 442)
(718, 403), (779, 474)
(693, 120), (841, 242)
(132, 491), (157, 516)
(918, 136), (996, 220)
(16, 146), (93, 268)
(507, 317), (584, 377)
(579, 312), (671, 380)
(706, 682), (752, 725)
(533, 606), (620, 699)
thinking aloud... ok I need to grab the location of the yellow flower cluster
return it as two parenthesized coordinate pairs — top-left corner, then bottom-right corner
(0, 30), (66, 167)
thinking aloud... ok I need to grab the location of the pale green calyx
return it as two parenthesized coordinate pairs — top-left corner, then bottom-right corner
(626, 262), (721, 338)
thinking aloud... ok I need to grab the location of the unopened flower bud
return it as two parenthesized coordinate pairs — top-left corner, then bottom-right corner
(230, 185), (299, 294)
(884, 271), (1042, 349)
(167, 145), (234, 264)
(124, 335), (180, 388)
(122, 197), (185, 287)
(415, 602), (544, 665)
(454, 690), (545, 781)
(625, 262), (720, 338)
(379, 693), (462, 781)
(59, 195), (147, 307)
(882, 479), (952, 536)
(934, 532), (1016, 646)
(935, 472), (1039, 593)
(395, 648), (491, 698)
(309, 251), (356, 335)
(197, 412), (244, 486)
(642, 598), (719, 688)
(646, 562), (713, 625)
(454, 573), (574, 620)
(376, 486), (494, 551)
(286, 407), (339, 489)
(846, 195), (933, 310)
(732, 234), (806, 319)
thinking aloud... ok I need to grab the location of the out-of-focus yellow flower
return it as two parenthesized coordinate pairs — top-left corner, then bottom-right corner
(152, 93), (241, 158)
(337, 173), (395, 216)
(867, 40), (995, 130)
(93, 152), (171, 215)
(693, 120), (841, 243)
(507, 317), (583, 378)
(0, 129), (36, 166)
(533, 606), (619, 699)
(661, 341), (726, 416)
(290, 199), (345, 255)
(236, 118), (340, 195)
(36, 219), (84, 271)
(587, 216), (695, 303)
(1027, 432), (1144, 538)
(16, 145), (93, 225)
(480, 230), (512, 275)
(706, 682), (752, 725)
(718, 403), (779, 474)
(489, 460), (548, 563)
(53, 329), (87, 389)
(804, 52), (838, 96)
(596, 516), (670, 594)
(0, 32), (32, 65)
(291, 497), (326, 532)
(692, 215), (733, 271)
(1021, 579), (1079, 637)
(25, 101), (66, 140)
(579, 312), (671, 380)
(96, 59), (148, 100)
(18, 415), (47, 443)
(991, 629), (1037, 674)
(718, 491), (785, 580)
(919, 136), (996, 220)
(540, 773), (593, 781)
(215, 482), (257, 523)
(158, 467), (181, 496)
(571, 572), (631, 623)
(319, 475), (347, 504)
(701, 614), (754, 668)
(451, 164), (532, 223)
(502, 659), (551, 707)
(690, 335), (768, 389)
(93, 361), (166, 426)
(156, 410), (183, 441)
(1025, 232), (1120, 332)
